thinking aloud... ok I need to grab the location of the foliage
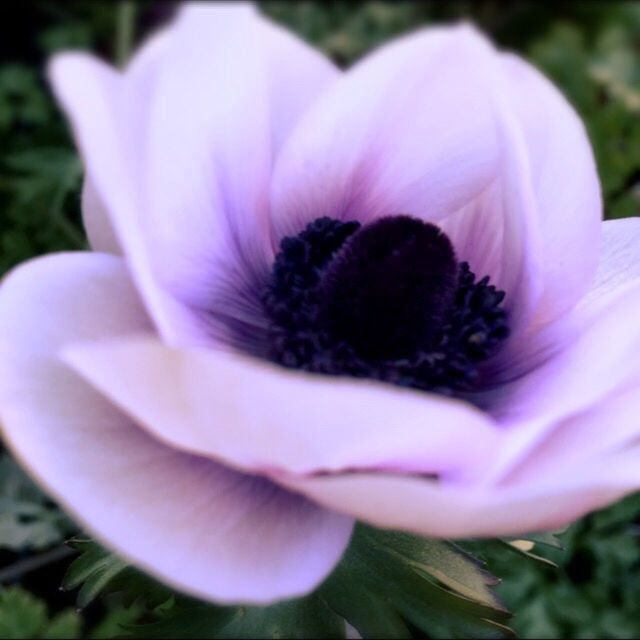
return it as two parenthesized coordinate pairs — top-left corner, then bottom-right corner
(60, 526), (513, 639)
(488, 495), (640, 639)
(0, 588), (81, 639)
(0, 585), (144, 640)
(0, 453), (74, 551)
(319, 526), (512, 639)
(1, 1), (640, 638)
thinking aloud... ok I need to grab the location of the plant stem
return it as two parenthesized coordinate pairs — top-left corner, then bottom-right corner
(0, 545), (75, 584)
(115, 1), (137, 68)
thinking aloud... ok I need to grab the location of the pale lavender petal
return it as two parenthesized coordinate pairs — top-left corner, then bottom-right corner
(270, 25), (500, 240)
(486, 218), (640, 430)
(50, 3), (338, 349)
(500, 54), (602, 325)
(280, 447), (640, 539)
(63, 337), (499, 479)
(78, 24), (170, 256)
(81, 178), (121, 254)
(140, 4), (272, 345)
(442, 89), (544, 341)
(579, 217), (640, 313)
(505, 384), (640, 485)
(449, 55), (602, 380)
(480, 278), (640, 483)
(48, 54), (205, 344)
(0, 252), (353, 604)
(446, 53), (601, 334)
(259, 16), (340, 157)
(438, 185), (505, 295)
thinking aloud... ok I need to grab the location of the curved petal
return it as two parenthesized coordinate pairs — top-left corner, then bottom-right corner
(50, 3), (338, 350)
(279, 454), (640, 539)
(500, 54), (602, 325)
(579, 217), (640, 313)
(505, 384), (640, 486)
(270, 24), (501, 240)
(78, 23), (170, 256)
(259, 17), (340, 157)
(442, 88), (544, 339)
(271, 24), (546, 365)
(0, 252), (352, 604)
(471, 217), (640, 388)
(476, 220), (640, 480)
(480, 277), (640, 483)
(81, 178), (121, 254)
(445, 52), (601, 336)
(282, 390), (640, 537)
(444, 52), (602, 378)
(48, 54), (204, 344)
(63, 337), (499, 479)
(143, 4), (339, 319)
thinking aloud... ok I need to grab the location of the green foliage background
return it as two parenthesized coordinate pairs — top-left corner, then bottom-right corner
(1, 1), (640, 638)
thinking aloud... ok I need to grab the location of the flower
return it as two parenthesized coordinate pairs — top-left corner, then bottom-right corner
(1, 1), (639, 606)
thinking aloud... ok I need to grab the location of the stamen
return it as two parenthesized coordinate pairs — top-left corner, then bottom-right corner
(263, 216), (510, 395)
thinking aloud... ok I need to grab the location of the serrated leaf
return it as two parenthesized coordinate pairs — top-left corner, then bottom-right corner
(321, 547), (413, 639)
(506, 531), (565, 550)
(323, 525), (513, 639)
(128, 606), (234, 639)
(500, 540), (558, 568)
(62, 539), (128, 608)
(373, 530), (504, 610)
(217, 598), (344, 640)
(88, 603), (145, 640)
(131, 596), (344, 640)
(107, 567), (175, 610)
(62, 539), (175, 611)
(128, 524), (512, 639)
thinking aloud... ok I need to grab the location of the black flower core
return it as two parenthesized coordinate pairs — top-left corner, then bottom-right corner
(263, 216), (510, 395)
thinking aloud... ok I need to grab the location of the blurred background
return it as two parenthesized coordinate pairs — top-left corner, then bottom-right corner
(1, 1), (640, 638)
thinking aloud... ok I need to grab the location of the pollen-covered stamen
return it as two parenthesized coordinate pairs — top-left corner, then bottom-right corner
(263, 215), (510, 395)
(262, 217), (361, 357)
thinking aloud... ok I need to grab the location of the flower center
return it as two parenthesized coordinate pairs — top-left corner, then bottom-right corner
(263, 216), (510, 394)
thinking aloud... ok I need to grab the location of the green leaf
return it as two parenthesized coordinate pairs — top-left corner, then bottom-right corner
(217, 598), (344, 640)
(379, 532), (504, 609)
(499, 540), (558, 568)
(322, 525), (513, 639)
(44, 610), (83, 640)
(0, 454), (74, 551)
(62, 538), (174, 611)
(88, 603), (145, 640)
(321, 545), (414, 639)
(0, 588), (81, 639)
(127, 606), (233, 639)
(512, 532), (565, 550)
(131, 596), (344, 640)
(62, 538), (128, 608)
(0, 588), (47, 638)
(126, 524), (513, 639)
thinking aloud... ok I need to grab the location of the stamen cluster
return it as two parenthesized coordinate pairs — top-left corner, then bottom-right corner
(263, 216), (510, 395)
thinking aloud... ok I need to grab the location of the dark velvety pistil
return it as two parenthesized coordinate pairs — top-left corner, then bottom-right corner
(263, 216), (510, 395)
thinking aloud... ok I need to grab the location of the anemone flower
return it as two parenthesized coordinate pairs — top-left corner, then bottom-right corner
(1, 2), (639, 606)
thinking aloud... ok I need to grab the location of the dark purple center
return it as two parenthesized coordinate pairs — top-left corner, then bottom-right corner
(262, 215), (510, 395)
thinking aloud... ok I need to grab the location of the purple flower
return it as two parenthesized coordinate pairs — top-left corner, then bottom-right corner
(1, 2), (639, 605)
